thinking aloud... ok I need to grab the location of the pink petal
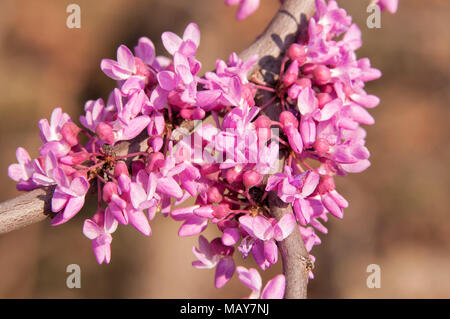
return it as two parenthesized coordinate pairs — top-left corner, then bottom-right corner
(252, 216), (274, 241)
(83, 219), (101, 240)
(116, 45), (136, 73)
(161, 32), (182, 55)
(178, 215), (207, 237)
(263, 240), (278, 264)
(183, 23), (200, 47)
(214, 256), (235, 288)
(8, 164), (24, 182)
(70, 176), (89, 197)
(170, 205), (197, 221)
(128, 209), (151, 236)
(51, 195), (85, 226)
(236, 266), (262, 294)
(273, 213), (296, 241)
(134, 37), (155, 64)
(261, 274), (285, 299)
(236, 0), (260, 21)
(157, 176), (183, 199)
(51, 190), (69, 212)
(157, 71), (177, 91)
(222, 227), (240, 246)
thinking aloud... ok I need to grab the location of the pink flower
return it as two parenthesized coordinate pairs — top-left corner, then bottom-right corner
(161, 23), (200, 57)
(38, 108), (72, 157)
(8, 147), (37, 191)
(50, 172), (89, 226)
(236, 266), (285, 299)
(83, 209), (118, 264)
(192, 235), (235, 288)
(266, 166), (320, 225)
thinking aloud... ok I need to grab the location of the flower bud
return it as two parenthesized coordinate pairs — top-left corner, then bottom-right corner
(146, 152), (165, 173)
(191, 108), (206, 120)
(103, 182), (118, 203)
(114, 161), (129, 178)
(152, 136), (164, 152)
(317, 93), (333, 108)
(287, 44), (306, 65)
(201, 164), (220, 181)
(207, 186), (223, 204)
(212, 204), (231, 219)
(95, 122), (115, 145)
(313, 138), (330, 157)
(279, 111), (299, 129)
(225, 166), (243, 184)
(243, 170), (262, 189)
(254, 115), (272, 143)
(313, 65), (331, 85)
(61, 122), (81, 147)
(283, 60), (299, 87)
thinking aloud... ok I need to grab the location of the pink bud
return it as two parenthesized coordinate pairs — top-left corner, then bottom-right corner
(95, 122), (115, 145)
(317, 175), (336, 195)
(283, 60), (299, 87)
(201, 164), (221, 181)
(225, 167), (243, 184)
(212, 204), (231, 219)
(146, 152), (165, 172)
(191, 108), (206, 120)
(313, 138), (330, 157)
(180, 108), (194, 120)
(61, 122), (81, 147)
(302, 63), (316, 75)
(254, 115), (272, 143)
(317, 93), (333, 108)
(152, 136), (163, 152)
(313, 65), (331, 85)
(114, 161), (129, 177)
(279, 111), (298, 129)
(287, 44), (306, 65)
(243, 170), (262, 189)
(103, 182), (118, 203)
(207, 186), (223, 204)
(60, 152), (90, 165)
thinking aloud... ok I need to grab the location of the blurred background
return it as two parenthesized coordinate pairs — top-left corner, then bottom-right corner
(0, 0), (449, 298)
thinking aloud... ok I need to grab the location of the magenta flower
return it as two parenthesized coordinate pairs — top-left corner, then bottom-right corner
(83, 209), (118, 264)
(192, 235), (235, 288)
(38, 108), (72, 157)
(236, 266), (285, 299)
(266, 166), (320, 225)
(50, 172), (89, 226)
(8, 147), (37, 191)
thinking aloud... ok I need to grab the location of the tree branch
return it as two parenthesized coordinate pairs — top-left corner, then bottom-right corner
(0, 0), (316, 299)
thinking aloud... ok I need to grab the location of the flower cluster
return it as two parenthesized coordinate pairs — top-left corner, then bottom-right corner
(8, 0), (395, 298)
